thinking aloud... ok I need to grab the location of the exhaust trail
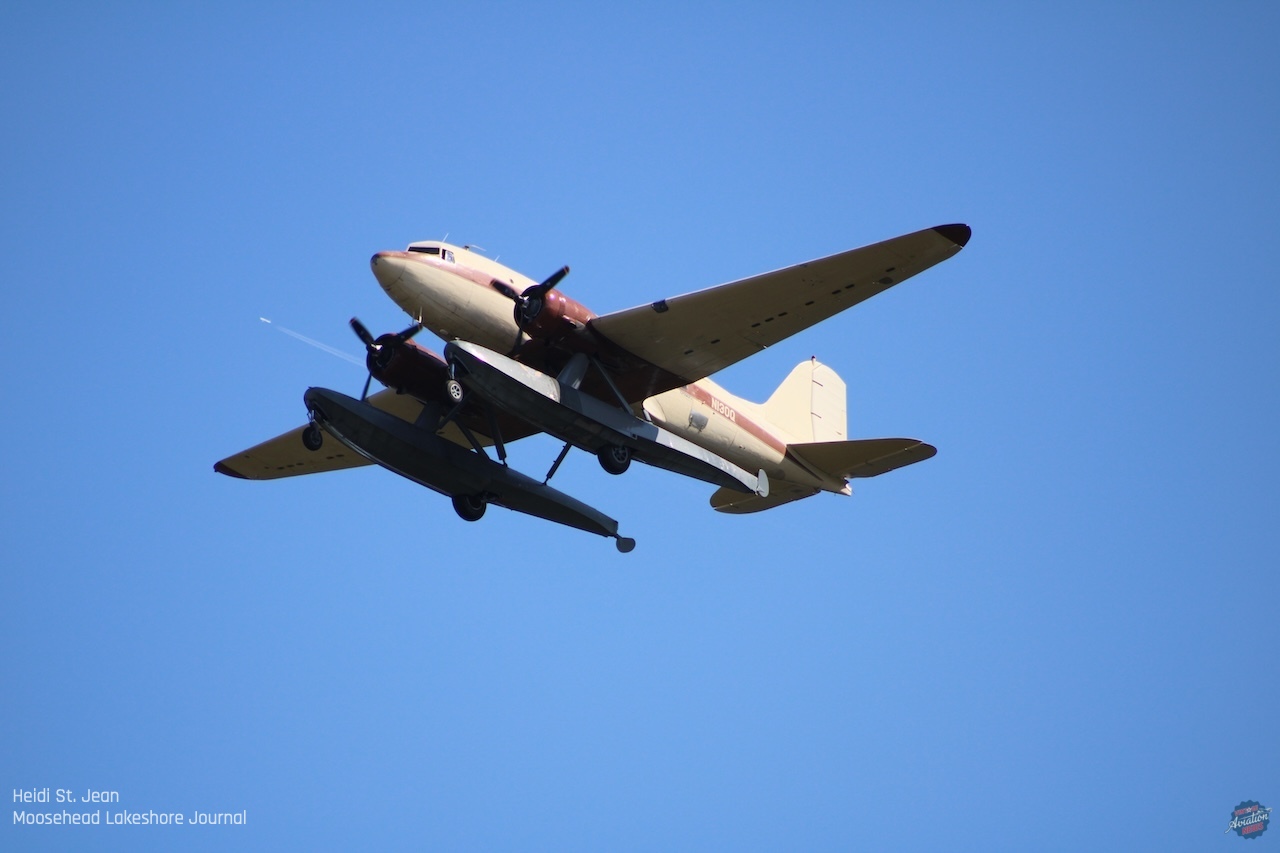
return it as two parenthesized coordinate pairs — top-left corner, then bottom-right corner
(260, 317), (364, 366)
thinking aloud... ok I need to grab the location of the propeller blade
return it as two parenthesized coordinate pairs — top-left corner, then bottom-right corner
(350, 317), (376, 348)
(507, 326), (525, 357)
(491, 281), (521, 301)
(392, 323), (422, 344)
(349, 317), (413, 399)
(522, 265), (570, 299)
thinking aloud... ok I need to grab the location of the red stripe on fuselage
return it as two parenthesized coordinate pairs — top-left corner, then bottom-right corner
(681, 384), (787, 454)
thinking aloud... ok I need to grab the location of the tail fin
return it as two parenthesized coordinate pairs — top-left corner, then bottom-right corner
(761, 358), (847, 443)
(711, 360), (933, 514)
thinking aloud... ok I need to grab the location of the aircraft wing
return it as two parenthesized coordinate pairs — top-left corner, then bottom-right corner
(214, 388), (424, 480)
(591, 224), (969, 392)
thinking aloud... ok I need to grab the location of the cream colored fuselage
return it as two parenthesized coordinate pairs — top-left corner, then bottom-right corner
(370, 244), (846, 495)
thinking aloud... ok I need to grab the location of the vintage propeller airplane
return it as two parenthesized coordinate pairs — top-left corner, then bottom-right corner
(215, 224), (971, 551)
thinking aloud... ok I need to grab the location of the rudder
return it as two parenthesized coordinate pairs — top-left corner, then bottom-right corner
(761, 358), (847, 444)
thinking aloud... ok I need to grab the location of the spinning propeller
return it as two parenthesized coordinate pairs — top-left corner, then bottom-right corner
(349, 317), (421, 399)
(492, 265), (570, 354)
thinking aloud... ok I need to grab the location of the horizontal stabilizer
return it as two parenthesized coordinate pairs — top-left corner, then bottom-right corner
(710, 482), (819, 514)
(789, 438), (936, 480)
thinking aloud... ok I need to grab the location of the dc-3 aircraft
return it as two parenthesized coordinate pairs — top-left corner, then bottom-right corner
(215, 224), (970, 551)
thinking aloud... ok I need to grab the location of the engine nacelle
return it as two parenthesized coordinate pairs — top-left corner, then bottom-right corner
(516, 289), (597, 342)
(368, 338), (452, 403)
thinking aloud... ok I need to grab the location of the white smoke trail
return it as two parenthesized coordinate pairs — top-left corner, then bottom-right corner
(259, 318), (364, 366)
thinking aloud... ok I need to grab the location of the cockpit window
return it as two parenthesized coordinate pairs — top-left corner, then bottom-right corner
(406, 246), (454, 262)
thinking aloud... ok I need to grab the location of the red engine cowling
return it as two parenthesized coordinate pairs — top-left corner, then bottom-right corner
(369, 338), (452, 403)
(516, 289), (597, 342)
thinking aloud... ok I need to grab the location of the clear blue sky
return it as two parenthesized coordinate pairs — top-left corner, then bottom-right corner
(3, 3), (1277, 850)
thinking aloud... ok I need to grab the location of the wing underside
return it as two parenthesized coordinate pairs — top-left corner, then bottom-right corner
(591, 224), (969, 396)
(214, 389), (424, 480)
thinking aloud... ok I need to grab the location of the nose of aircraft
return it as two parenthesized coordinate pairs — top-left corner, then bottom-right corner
(370, 251), (407, 290)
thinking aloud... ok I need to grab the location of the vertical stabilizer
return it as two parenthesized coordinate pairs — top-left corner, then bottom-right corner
(809, 361), (847, 442)
(761, 358), (848, 444)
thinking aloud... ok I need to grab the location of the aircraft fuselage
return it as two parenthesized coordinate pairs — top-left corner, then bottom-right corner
(370, 243), (848, 498)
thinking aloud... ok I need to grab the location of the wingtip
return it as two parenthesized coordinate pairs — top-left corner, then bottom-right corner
(933, 223), (971, 248)
(214, 460), (248, 479)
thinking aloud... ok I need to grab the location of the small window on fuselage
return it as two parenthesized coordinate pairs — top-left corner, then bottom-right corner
(442, 249), (454, 263)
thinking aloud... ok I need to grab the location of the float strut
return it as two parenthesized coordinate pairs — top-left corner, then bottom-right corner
(543, 441), (573, 484)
